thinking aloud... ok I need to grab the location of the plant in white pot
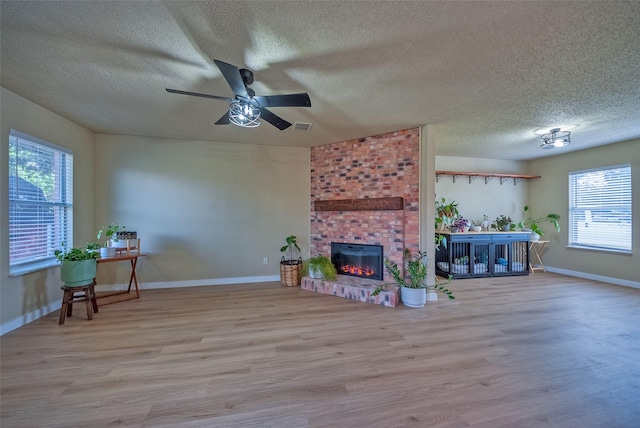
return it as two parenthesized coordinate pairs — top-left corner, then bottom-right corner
(373, 249), (454, 308)
(435, 197), (459, 231)
(279, 235), (302, 287)
(492, 215), (513, 232)
(302, 255), (337, 281)
(97, 223), (125, 256)
(516, 205), (561, 242)
(54, 243), (100, 287)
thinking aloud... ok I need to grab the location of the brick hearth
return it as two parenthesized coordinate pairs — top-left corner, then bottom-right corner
(301, 275), (399, 307)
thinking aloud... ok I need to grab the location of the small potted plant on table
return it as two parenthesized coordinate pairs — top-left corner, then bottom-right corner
(451, 217), (471, 233)
(97, 223), (124, 257)
(435, 197), (459, 231)
(493, 215), (513, 231)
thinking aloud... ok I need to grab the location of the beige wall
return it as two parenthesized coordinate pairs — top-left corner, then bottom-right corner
(528, 138), (640, 284)
(1, 88), (96, 330)
(94, 134), (310, 288)
(435, 156), (529, 225)
(1, 88), (310, 333)
(2, 85), (637, 332)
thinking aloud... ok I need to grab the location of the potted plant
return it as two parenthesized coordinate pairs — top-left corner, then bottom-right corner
(86, 242), (100, 253)
(492, 215), (513, 231)
(54, 243), (100, 287)
(302, 255), (338, 281)
(435, 197), (459, 231)
(451, 217), (471, 233)
(516, 205), (560, 241)
(481, 214), (490, 231)
(373, 249), (454, 308)
(279, 235), (302, 287)
(97, 223), (123, 256)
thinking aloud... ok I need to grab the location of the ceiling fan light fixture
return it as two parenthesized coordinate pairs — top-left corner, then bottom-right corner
(228, 101), (261, 128)
(540, 127), (571, 149)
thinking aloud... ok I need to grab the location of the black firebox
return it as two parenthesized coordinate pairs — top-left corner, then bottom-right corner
(330, 243), (384, 281)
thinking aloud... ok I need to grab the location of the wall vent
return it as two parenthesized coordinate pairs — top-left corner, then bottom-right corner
(293, 122), (312, 131)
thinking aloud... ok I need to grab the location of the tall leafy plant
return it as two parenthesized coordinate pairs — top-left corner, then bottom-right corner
(280, 235), (301, 263)
(517, 205), (560, 237)
(374, 249), (454, 299)
(97, 223), (125, 246)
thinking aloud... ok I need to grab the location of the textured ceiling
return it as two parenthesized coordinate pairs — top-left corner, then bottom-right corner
(2, 1), (640, 160)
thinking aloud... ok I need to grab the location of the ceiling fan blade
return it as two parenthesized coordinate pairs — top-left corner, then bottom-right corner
(215, 111), (231, 125)
(214, 59), (249, 98)
(260, 108), (292, 130)
(254, 93), (311, 108)
(166, 88), (233, 102)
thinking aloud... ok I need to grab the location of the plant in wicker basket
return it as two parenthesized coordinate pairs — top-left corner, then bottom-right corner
(279, 235), (302, 287)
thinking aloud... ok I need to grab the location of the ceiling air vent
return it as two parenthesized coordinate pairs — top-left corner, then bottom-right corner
(292, 122), (312, 132)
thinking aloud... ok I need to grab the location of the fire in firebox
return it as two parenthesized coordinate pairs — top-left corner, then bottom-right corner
(340, 264), (376, 277)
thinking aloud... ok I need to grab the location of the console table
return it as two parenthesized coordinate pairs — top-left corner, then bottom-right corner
(435, 231), (530, 279)
(95, 253), (144, 306)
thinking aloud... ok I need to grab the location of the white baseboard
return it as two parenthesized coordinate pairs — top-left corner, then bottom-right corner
(136, 275), (280, 290)
(0, 301), (62, 336)
(545, 266), (640, 289)
(1, 275), (281, 336)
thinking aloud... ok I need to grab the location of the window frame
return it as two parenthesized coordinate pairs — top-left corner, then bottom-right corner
(8, 129), (73, 275)
(568, 164), (632, 254)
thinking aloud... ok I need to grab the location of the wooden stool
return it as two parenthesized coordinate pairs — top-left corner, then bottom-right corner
(59, 282), (98, 325)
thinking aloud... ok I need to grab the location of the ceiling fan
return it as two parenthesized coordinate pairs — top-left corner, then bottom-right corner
(166, 60), (311, 130)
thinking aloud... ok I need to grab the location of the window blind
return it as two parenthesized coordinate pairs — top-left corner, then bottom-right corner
(568, 165), (632, 252)
(8, 129), (73, 274)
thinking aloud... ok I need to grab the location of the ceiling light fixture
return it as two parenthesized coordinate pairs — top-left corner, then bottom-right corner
(540, 128), (571, 149)
(228, 100), (260, 128)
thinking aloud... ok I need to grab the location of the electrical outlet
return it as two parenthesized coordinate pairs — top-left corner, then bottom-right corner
(263, 257), (268, 265)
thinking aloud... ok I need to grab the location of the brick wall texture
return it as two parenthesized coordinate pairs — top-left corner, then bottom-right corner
(310, 128), (420, 280)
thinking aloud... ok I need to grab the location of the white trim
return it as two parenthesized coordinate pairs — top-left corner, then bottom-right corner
(98, 275), (281, 291)
(546, 266), (640, 289)
(0, 275), (281, 335)
(1, 300), (62, 336)
(9, 128), (72, 154)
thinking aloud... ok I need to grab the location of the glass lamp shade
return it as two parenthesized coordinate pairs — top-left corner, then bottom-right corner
(228, 101), (261, 127)
(540, 128), (570, 149)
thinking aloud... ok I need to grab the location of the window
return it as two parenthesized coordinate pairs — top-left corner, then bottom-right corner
(8, 130), (73, 275)
(569, 165), (632, 252)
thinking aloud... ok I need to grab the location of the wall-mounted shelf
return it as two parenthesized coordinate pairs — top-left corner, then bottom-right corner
(435, 170), (541, 186)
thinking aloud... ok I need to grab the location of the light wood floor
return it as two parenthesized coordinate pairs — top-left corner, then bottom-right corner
(1, 273), (639, 428)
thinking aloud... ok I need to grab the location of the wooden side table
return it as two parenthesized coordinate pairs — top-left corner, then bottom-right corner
(95, 253), (144, 306)
(529, 240), (549, 273)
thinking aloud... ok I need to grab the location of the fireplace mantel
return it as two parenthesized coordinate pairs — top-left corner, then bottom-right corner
(314, 197), (404, 212)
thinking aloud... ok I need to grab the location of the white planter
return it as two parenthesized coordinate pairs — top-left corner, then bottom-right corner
(309, 266), (322, 279)
(400, 287), (427, 308)
(530, 232), (541, 242)
(100, 247), (116, 257)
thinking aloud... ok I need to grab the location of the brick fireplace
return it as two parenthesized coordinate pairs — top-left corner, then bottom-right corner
(309, 128), (420, 282)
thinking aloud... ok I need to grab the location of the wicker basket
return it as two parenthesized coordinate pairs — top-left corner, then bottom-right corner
(280, 257), (302, 287)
